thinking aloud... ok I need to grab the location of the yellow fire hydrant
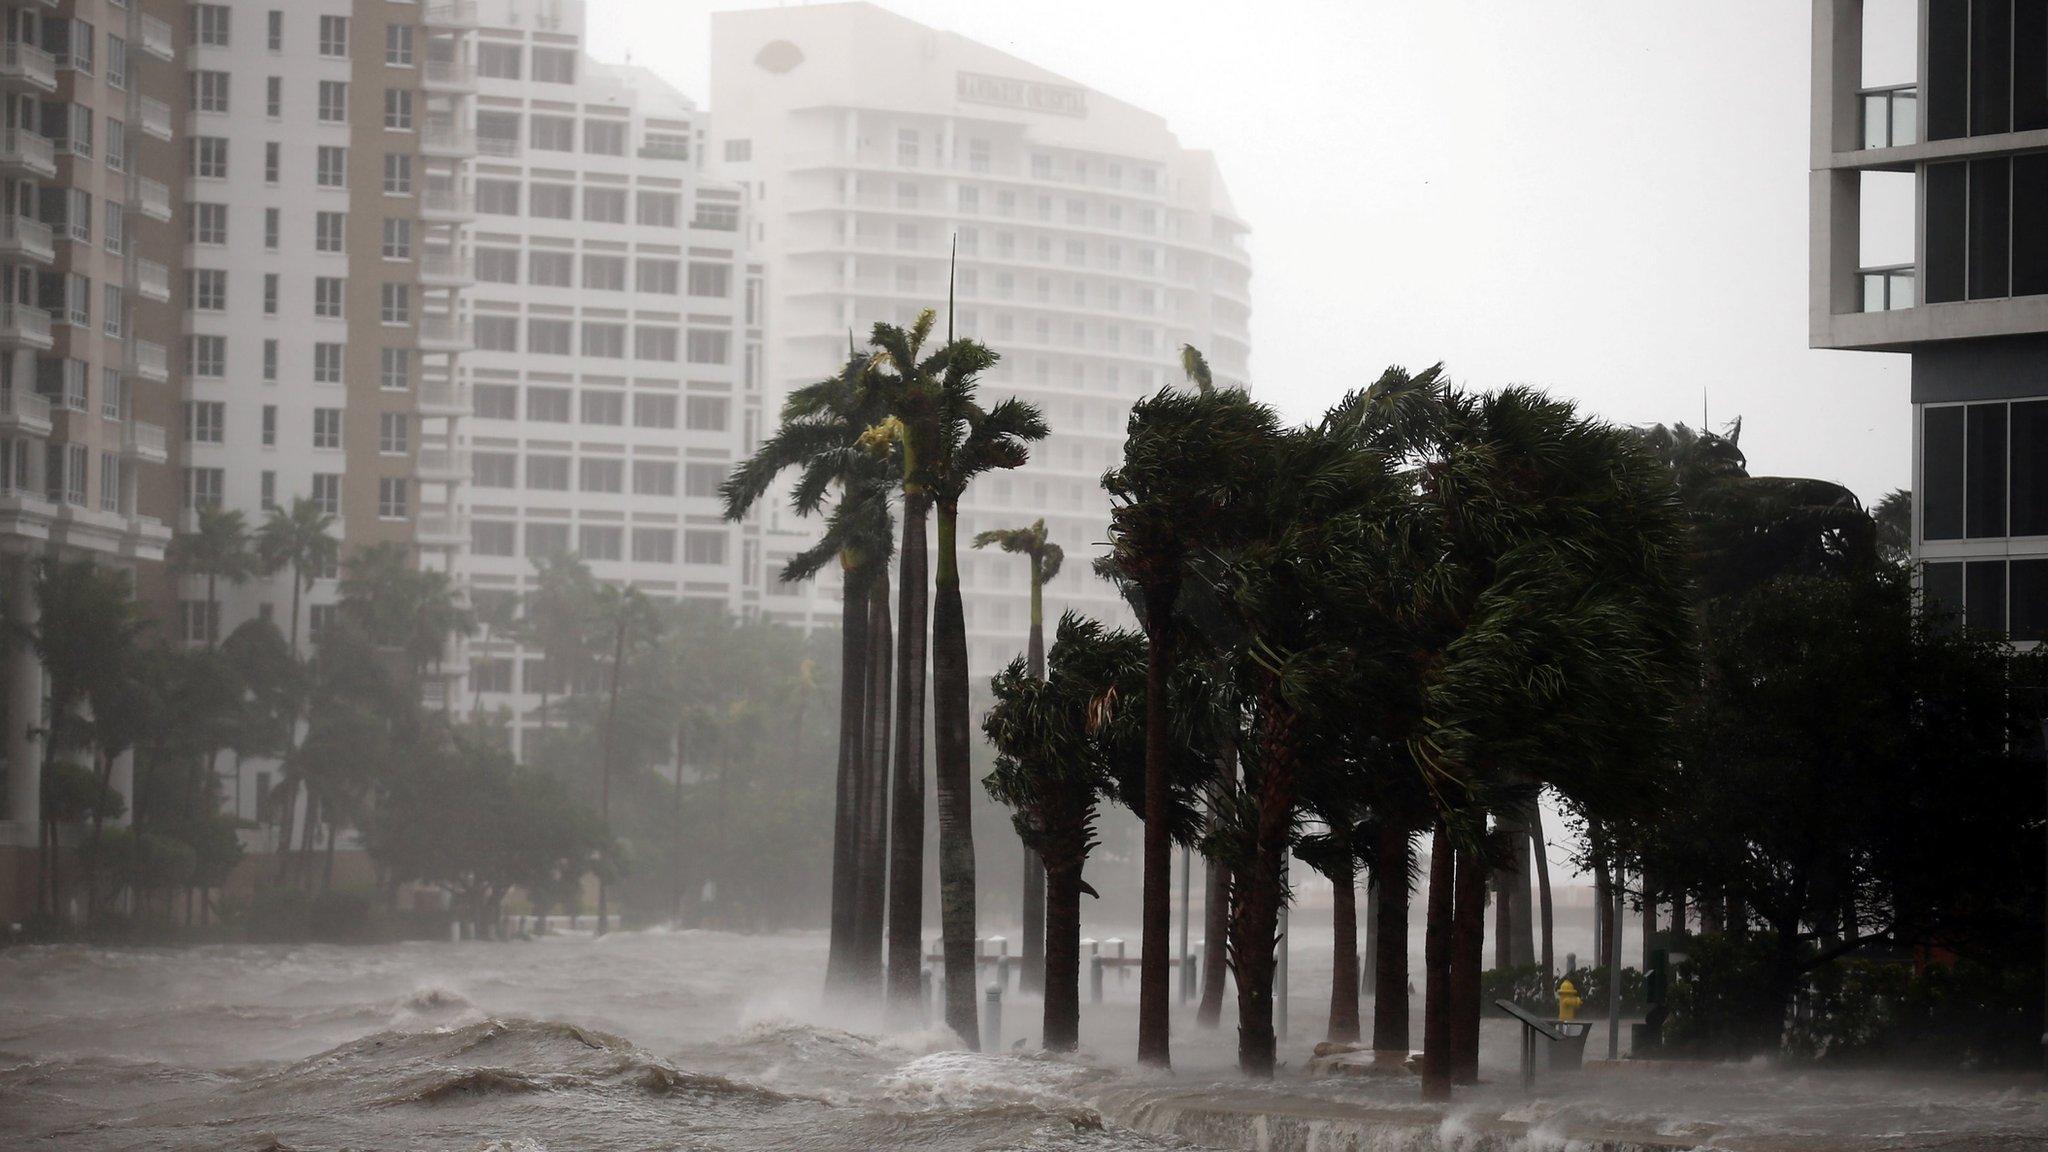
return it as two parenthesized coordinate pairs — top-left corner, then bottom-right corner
(1556, 978), (1582, 1022)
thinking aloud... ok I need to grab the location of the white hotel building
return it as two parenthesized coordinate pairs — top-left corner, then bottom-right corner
(708, 2), (1253, 661)
(457, 0), (762, 753)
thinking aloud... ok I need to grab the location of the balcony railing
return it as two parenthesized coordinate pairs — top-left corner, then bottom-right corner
(0, 303), (52, 349)
(122, 421), (167, 463)
(139, 14), (173, 60)
(1860, 264), (1916, 312)
(422, 59), (476, 90)
(1862, 85), (1918, 149)
(418, 316), (473, 350)
(419, 250), (474, 284)
(0, 40), (57, 91)
(476, 135), (521, 158)
(133, 257), (169, 303)
(423, 122), (477, 156)
(421, 187), (475, 219)
(126, 339), (167, 382)
(416, 377), (471, 414)
(0, 128), (56, 178)
(135, 176), (171, 222)
(638, 141), (692, 162)
(424, 0), (479, 27)
(415, 510), (469, 545)
(0, 386), (51, 433)
(416, 447), (471, 480)
(139, 95), (171, 141)
(0, 214), (54, 263)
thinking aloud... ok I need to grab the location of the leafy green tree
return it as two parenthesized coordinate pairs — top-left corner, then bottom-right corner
(974, 519), (1064, 993)
(167, 507), (257, 648)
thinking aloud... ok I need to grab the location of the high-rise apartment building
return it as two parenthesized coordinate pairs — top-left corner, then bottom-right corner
(457, 0), (761, 756)
(1811, 0), (2047, 642)
(1, 0), (181, 896)
(179, 0), (476, 824)
(709, 2), (1252, 664)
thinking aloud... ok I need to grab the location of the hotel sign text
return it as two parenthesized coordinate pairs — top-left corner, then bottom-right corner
(956, 71), (1088, 118)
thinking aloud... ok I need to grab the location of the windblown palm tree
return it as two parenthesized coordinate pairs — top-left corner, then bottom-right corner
(523, 552), (600, 734)
(255, 498), (339, 657)
(972, 518), (1064, 992)
(167, 506), (257, 648)
(591, 582), (662, 936)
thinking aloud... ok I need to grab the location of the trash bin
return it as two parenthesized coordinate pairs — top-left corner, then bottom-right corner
(1544, 1020), (1592, 1071)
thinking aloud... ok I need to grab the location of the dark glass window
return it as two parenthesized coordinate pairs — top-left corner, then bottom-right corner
(1929, 0), (1971, 140)
(1923, 561), (1965, 630)
(2012, 559), (2048, 641)
(1969, 158), (2011, 300)
(2018, 1), (2048, 131)
(2013, 400), (2048, 536)
(1967, 403), (2010, 537)
(1972, 0), (2014, 135)
(1966, 559), (2008, 632)
(1926, 162), (1968, 304)
(2015, 154), (2048, 297)
(1924, 405), (1966, 540)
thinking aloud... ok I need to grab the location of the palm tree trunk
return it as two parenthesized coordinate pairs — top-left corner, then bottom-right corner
(206, 572), (218, 648)
(1511, 832), (1536, 969)
(1420, 821), (1455, 1100)
(1326, 848), (1360, 1044)
(597, 613), (627, 937)
(1372, 824), (1412, 1053)
(288, 569), (303, 656)
(1229, 695), (1298, 1077)
(825, 567), (868, 991)
(1197, 853), (1230, 1027)
(1019, 568), (1046, 995)
(1042, 843), (1086, 1051)
(1137, 582), (1178, 1067)
(852, 568), (893, 989)
(1450, 843), (1487, 1084)
(885, 491), (931, 1015)
(672, 723), (687, 922)
(1530, 802), (1555, 986)
(84, 748), (109, 922)
(930, 499), (978, 1048)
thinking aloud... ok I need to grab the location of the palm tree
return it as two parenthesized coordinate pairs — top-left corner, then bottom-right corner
(591, 582), (662, 936)
(340, 542), (477, 691)
(523, 551), (600, 734)
(972, 518), (1064, 992)
(255, 498), (339, 657)
(723, 348), (896, 992)
(470, 592), (520, 718)
(168, 507), (257, 648)
(1104, 381), (1280, 1068)
(983, 613), (1146, 1049)
(875, 321), (1047, 1048)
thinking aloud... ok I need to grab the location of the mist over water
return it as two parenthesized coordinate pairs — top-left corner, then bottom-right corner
(3, 929), (2043, 1152)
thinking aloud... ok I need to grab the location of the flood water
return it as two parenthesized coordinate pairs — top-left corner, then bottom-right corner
(1, 929), (2043, 1151)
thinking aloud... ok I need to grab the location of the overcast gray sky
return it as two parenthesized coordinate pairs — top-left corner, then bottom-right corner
(587, 0), (1910, 504)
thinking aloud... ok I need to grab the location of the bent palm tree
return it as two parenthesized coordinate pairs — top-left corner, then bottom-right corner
(168, 507), (257, 649)
(973, 518), (1064, 993)
(255, 498), (339, 658)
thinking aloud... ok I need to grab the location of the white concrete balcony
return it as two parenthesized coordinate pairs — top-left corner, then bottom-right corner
(421, 187), (475, 221)
(417, 316), (472, 352)
(126, 339), (167, 383)
(416, 377), (471, 416)
(422, 59), (477, 92)
(415, 510), (469, 546)
(424, 0), (479, 28)
(422, 122), (476, 157)
(0, 41), (57, 93)
(132, 258), (170, 304)
(419, 251), (473, 287)
(475, 135), (521, 159)
(0, 303), (52, 350)
(127, 514), (173, 559)
(135, 177), (171, 223)
(122, 421), (167, 465)
(416, 447), (471, 482)
(0, 129), (56, 180)
(0, 387), (51, 435)
(0, 215), (54, 265)
(139, 96), (171, 142)
(139, 14), (173, 60)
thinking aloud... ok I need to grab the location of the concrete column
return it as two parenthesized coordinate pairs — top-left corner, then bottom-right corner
(106, 749), (132, 829)
(3, 552), (40, 834)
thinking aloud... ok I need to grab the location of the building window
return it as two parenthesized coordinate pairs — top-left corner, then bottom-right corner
(530, 184), (573, 219)
(263, 339), (278, 381)
(380, 284), (410, 325)
(526, 524), (571, 559)
(106, 35), (127, 89)
(527, 387), (572, 423)
(476, 316), (518, 352)
(184, 466), (226, 509)
(316, 146), (346, 188)
(634, 326), (678, 362)
(684, 463), (725, 499)
(266, 76), (281, 118)
(377, 478), (408, 520)
(190, 202), (228, 246)
(378, 412), (409, 454)
(191, 136), (229, 179)
(267, 10), (283, 51)
(685, 396), (730, 432)
(474, 384), (517, 420)
(478, 42), (521, 79)
(380, 347), (410, 390)
(314, 277), (343, 318)
(472, 453), (516, 487)
(632, 459), (676, 495)
(578, 457), (623, 493)
(581, 323), (626, 359)
(636, 258), (679, 294)
(384, 153), (414, 195)
(311, 473), (340, 515)
(530, 115), (575, 152)
(583, 188), (627, 224)
(686, 329), (731, 365)
(526, 455), (570, 490)
(532, 47), (576, 84)
(688, 262), (731, 298)
(528, 319), (572, 355)
(684, 530), (727, 566)
(632, 528), (675, 564)
(187, 401), (225, 444)
(579, 526), (623, 561)
(636, 190), (680, 227)
(313, 408), (342, 450)
(580, 390), (625, 426)
(381, 218), (411, 259)
(633, 393), (677, 429)
(192, 70), (230, 113)
(193, 4), (232, 47)
(261, 405), (277, 446)
(314, 343), (343, 383)
(1924, 399), (2048, 541)
(471, 521), (515, 557)
(385, 24), (413, 67)
(477, 179), (519, 215)
(315, 211), (345, 252)
(189, 269), (227, 311)
(261, 471), (276, 509)
(317, 80), (347, 123)
(586, 120), (627, 156)
(477, 248), (518, 283)
(724, 138), (752, 163)
(188, 335), (227, 378)
(383, 89), (414, 132)
(530, 251), (573, 286)
(318, 16), (348, 58)
(582, 254), (627, 291)
(693, 201), (739, 231)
